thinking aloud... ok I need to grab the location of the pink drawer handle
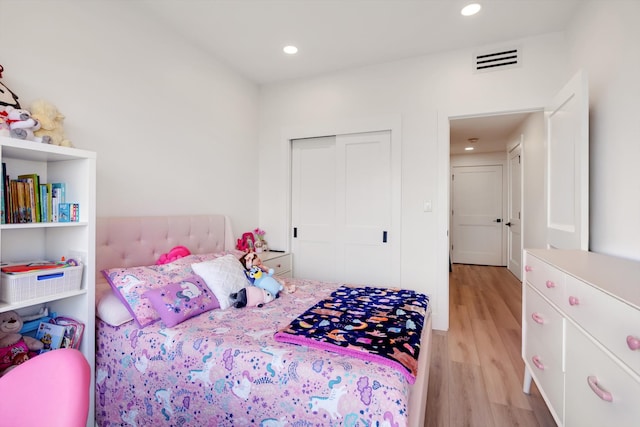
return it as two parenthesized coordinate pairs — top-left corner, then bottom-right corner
(627, 335), (640, 351)
(525, 265), (533, 272)
(587, 376), (613, 402)
(545, 280), (555, 288)
(569, 296), (580, 306)
(532, 355), (544, 370)
(531, 312), (544, 324)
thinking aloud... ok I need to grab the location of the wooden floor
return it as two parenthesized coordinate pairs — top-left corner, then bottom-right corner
(425, 264), (557, 427)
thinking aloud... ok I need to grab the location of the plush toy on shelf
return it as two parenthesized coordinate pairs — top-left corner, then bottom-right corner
(0, 64), (21, 110)
(229, 286), (275, 308)
(0, 106), (43, 142)
(30, 99), (73, 147)
(0, 310), (44, 376)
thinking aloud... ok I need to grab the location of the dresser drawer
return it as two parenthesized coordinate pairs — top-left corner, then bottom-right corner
(523, 285), (565, 419)
(564, 274), (640, 376)
(261, 253), (292, 277)
(524, 253), (566, 307)
(565, 322), (640, 427)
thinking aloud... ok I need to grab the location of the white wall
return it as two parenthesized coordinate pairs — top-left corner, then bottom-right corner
(259, 32), (570, 330)
(509, 112), (546, 251)
(0, 1), (259, 235)
(566, 1), (640, 260)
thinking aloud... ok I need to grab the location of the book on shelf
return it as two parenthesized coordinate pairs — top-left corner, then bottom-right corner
(58, 203), (70, 222)
(0, 163), (5, 224)
(18, 174), (41, 222)
(39, 183), (48, 223)
(35, 321), (66, 353)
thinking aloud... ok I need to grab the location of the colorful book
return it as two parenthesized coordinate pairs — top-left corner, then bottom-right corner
(18, 174), (40, 222)
(58, 203), (70, 222)
(0, 163), (5, 224)
(51, 182), (66, 204)
(35, 322), (66, 353)
(39, 183), (48, 222)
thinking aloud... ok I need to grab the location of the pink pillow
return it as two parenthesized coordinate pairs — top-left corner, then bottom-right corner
(143, 275), (220, 327)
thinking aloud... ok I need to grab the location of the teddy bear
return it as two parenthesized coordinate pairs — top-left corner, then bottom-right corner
(229, 286), (275, 308)
(29, 99), (73, 147)
(0, 310), (44, 376)
(0, 106), (43, 142)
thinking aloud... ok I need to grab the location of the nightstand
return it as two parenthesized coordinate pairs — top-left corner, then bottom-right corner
(259, 252), (292, 278)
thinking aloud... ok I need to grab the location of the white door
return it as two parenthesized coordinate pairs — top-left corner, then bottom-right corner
(290, 136), (338, 281)
(291, 131), (398, 285)
(546, 70), (589, 250)
(507, 142), (523, 280)
(451, 165), (503, 265)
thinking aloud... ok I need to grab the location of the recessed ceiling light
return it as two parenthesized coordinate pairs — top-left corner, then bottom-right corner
(461, 3), (482, 16)
(468, 137), (479, 143)
(465, 147), (475, 151)
(283, 45), (298, 55)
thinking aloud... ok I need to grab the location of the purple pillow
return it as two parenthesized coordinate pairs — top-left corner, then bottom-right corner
(143, 274), (220, 327)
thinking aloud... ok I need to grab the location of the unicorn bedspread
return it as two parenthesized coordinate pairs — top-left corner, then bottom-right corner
(274, 286), (429, 384)
(95, 279), (429, 427)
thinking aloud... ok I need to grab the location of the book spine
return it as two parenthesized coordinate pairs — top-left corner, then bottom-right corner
(0, 163), (4, 224)
(39, 184), (48, 223)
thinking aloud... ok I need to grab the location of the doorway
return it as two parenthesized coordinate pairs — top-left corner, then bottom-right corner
(449, 112), (534, 271)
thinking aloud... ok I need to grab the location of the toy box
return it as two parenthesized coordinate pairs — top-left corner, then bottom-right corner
(0, 264), (83, 303)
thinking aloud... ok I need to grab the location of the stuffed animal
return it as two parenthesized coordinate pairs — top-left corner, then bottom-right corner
(30, 99), (72, 147)
(247, 266), (284, 297)
(0, 64), (21, 109)
(239, 251), (295, 294)
(229, 286), (275, 308)
(156, 245), (191, 265)
(0, 310), (44, 376)
(0, 106), (43, 142)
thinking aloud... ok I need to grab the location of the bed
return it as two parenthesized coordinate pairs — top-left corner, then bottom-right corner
(95, 215), (432, 426)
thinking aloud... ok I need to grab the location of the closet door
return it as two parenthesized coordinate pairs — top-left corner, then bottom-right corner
(291, 136), (338, 282)
(291, 131), (397, 286)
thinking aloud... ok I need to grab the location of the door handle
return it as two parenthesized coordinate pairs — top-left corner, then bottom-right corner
(493, 218), (502, 223)
(505, 222), (512, 227)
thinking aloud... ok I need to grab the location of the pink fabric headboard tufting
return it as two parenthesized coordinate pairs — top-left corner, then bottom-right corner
(96, 215), (235, 280)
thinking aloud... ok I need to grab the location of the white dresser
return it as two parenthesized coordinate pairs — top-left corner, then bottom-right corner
(522, 249), (640, 427)
(259, 252), (292, 278)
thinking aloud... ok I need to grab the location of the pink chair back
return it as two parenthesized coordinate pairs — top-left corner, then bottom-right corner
(0, 348), (90, 427)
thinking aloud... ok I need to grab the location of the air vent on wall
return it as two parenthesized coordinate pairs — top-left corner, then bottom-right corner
(474, 47), (521, 72)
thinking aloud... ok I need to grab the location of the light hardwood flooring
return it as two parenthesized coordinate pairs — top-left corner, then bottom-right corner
(425, 263), (557, 427)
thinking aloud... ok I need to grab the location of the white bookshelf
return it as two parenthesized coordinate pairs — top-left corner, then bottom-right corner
(0, 136), (96, 426)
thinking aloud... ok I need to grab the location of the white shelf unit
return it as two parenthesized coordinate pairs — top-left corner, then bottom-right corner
(0, 136), (96, 426)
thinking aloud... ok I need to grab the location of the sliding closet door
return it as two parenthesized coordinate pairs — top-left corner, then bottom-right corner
(291, 131), (397, 286)
(291, 136), (338, 281)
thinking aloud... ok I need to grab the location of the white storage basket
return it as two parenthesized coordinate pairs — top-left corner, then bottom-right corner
(0, 264), (83, 303)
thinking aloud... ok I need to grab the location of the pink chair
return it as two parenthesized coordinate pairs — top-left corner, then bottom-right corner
(0, 348), (90, 427)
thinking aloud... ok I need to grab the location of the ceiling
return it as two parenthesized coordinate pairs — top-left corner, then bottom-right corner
(449, 112), (535, 155)
(140, 0), (578, 154)
(141, 0), (580, 85)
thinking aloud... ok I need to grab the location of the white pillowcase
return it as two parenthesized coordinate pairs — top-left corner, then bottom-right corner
(191, 254), (249, 309)
(97, 289), (134, 326)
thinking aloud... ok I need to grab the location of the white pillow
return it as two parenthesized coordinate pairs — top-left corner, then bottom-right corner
(191, 254), (249, 309)
(97, 289), (134, 326)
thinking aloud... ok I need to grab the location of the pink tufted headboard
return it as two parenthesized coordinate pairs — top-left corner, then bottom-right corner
(96, 215), (235, 281)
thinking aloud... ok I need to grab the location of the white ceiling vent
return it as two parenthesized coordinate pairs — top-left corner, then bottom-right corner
(474, 47), (521, 73)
